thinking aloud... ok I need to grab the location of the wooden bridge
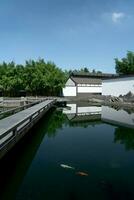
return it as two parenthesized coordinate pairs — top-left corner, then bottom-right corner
(0, 99), (56, 160)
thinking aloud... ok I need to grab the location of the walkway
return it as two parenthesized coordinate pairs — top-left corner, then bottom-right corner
(0, 99), (56, 159)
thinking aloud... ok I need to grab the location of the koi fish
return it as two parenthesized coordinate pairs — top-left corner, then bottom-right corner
(76, 171), (88, 176)
(60, 164), (75, 170)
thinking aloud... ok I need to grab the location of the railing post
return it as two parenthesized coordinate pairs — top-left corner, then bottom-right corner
(13, 127), (17, 137)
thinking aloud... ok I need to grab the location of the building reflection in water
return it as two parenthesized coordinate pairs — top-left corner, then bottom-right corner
(63, 103), (134, 150)
(101, 106), (134, 129)
(63, 103), (102, 122)
(63, 103), (134, 129)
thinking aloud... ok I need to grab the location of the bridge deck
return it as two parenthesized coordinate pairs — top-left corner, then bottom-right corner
(0, 100), (55, 159)
(0, 100), (54, 136)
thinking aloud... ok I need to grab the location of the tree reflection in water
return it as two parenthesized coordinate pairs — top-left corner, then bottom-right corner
(114, 127), (134, 150)
(46, 109), (102, 137)
(46, 110), (68, 137)
(45, 109), (134, 151)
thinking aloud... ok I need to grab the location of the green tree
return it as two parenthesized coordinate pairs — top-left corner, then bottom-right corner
(0, 59), (67, 97)
(115, 51), (134, 74)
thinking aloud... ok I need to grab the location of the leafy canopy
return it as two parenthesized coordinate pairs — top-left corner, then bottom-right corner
(115, 51), (134, 74)
(0, 59), (66, 96)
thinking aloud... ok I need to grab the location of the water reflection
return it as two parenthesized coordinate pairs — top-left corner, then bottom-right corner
(16, 106), (134, 200)
(46, 110), (67, 137)
(0, 105), (134, 199)
(63, 103), (134, 151)
(0, 108), (57, 200)
(114, 127), (134, 150)
(63, 103), (101, 122)
(101, 106), (134, 129)
(63, 103), (134, 129)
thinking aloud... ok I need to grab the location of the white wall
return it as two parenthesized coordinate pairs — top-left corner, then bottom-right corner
(102, 77), (134, 96)
(78, 86), (102, 94)
(63, 86), (76, 96)
(63, 78), (76, 96)
(65, 78), (75, 86)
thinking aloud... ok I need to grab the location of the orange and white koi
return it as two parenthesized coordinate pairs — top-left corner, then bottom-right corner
(76, 171), (89, 176)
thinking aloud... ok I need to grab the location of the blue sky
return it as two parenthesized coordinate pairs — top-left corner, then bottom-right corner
(0, 0), (134, 73)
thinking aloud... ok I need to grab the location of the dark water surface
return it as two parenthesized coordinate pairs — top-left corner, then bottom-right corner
(0, 104), (134, 200)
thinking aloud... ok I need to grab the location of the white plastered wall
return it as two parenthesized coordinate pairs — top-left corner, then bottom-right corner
(78, 86), (102, 94)
(65, 78), (75, 86)
(63, 78), (76, 96)
(102, 77), (134, 96)
(63, 87), (76, 96)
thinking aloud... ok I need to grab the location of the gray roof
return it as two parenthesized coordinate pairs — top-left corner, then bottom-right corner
(71, 72), (118, 78)
(71, 77), (102, 84)
(103, 74), (134, 80)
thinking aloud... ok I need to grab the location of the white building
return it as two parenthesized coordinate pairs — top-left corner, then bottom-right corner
(63, 75), (102, 97)
(102, 76), (134, 97)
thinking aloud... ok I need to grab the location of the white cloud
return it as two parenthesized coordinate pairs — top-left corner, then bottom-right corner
(112, 12), (125, 23)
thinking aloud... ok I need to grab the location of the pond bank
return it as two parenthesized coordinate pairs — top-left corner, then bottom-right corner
(66, 95), (134, 110)
(0, 95), (133, 110)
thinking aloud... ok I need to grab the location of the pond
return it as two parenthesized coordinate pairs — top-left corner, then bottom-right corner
(0, 103), (134, 200)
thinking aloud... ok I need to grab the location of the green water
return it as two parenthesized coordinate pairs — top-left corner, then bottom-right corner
(0, 106), (134, 200)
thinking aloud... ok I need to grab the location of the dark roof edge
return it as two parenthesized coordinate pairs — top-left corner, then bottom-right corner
(102, 74), (134, 80)
(71, 72), (134, 79)
(71, 72), (118, 78)
(69, 77), (76, 85)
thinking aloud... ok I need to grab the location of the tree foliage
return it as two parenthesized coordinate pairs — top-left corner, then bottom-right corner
(0, 59), (66, 97)
(68, 67), (102, 75)
(0, 59), (103, 97)
(115, 51), (134, 74)
(114, 127), (134, 150)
